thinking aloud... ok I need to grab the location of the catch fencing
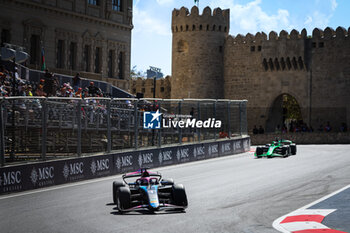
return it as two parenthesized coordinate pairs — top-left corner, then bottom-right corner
(0, 97), (247, 166)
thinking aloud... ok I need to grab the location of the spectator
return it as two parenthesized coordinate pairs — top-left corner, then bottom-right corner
(72, 73), (81, 91)
(258, 125), (264, 134)
(75, 87), (83, 98)
(35, 84), (46, 96)
(88, 82), (100, 97)
(253, 125), (258, 134)
(43, 69), (56, 97)
(26, 85), (33, 96)
(325, 121), (332, 132)
(340, 123), (347, 132)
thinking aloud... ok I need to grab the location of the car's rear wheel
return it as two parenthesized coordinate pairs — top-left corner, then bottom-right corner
(113, 181), (125, 204)
(117, 186), (131, 211)
(172, 184), (188, 208)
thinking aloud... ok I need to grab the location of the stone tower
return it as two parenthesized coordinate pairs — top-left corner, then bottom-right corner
(171, 6), (229, 99)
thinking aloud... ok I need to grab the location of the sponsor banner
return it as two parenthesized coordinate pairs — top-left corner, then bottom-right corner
(242, 138), (250, 152)
(137, 149), (159, 169)
(219, 141), (233, 156)
(175, 145), (193, 163)
(0, 165), (26, 193)
(233, 140), (244, 154)
(158, 147), (175, 166)
(28, 164), (56, 188)
(205, 142), (219, 158)
(114, 152), (138, 173)
(0, 137), (250, 195)
(192, 144), (206, 161)
(86, 155), (113, 178)
(61, 160), (85, 183)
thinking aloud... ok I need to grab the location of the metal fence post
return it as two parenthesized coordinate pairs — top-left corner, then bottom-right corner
(227, 101), (231, 139)
(214, 101), (217, 141)
(178, 100), (182, 144)
(197, 101), (201, 142)
(134, 100), (139, 150)
(77, 99), (82, 157)
(241, 101), (247, 135)
(158, 100), (162, 147)
(41, 99), (47, 161)
(107, 99), (111, 153)
(0, 100), (5, 167)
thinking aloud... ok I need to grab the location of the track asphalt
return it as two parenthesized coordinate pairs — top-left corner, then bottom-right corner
(0, 145), (349, 233)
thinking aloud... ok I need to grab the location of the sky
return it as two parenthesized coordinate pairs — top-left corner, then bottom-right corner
(131, 0), (350, 76)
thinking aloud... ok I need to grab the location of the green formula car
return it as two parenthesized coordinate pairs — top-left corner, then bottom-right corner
(255, 139), (297, 158)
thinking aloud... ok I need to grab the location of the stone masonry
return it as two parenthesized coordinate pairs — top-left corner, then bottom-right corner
(0, 0), (133, 91)
(171, 6), (350, 132)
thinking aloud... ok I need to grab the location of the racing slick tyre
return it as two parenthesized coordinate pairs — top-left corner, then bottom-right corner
(113, 181), (125, 204)
(290, 144), (297, 155)
(255, 147), (263, 158)
(172, 184), (188, 208)
(282, 146), (289, 158)
(117, 186), (131, 212)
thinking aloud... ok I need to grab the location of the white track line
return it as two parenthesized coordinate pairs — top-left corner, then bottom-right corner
(272, 184), (350, 233)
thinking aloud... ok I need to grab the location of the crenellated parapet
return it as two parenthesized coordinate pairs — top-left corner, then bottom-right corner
(172, 6), (230, 34)
(225, 26), (349, 50)
(226, 29), (307, 46)
(312, 26), (348, 40)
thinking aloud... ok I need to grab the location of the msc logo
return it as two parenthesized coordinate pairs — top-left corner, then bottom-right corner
(143, 110), (162, 129)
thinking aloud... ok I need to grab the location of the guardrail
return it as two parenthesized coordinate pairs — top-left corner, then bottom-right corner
(0, 97), (248, 166)
(0, 137), (250, 195)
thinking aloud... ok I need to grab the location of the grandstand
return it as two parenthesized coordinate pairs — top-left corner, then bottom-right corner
(0, 62), (247, 165)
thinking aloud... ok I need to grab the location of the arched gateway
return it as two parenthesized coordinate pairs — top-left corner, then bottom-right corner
(266, 94), (303, 133)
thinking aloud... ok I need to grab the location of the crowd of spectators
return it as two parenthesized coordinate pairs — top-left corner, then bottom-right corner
(1, 66), (110, 98)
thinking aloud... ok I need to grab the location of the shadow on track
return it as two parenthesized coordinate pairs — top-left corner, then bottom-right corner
(109, 205), (186, 215)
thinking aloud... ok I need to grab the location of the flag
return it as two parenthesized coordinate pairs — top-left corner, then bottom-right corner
(194, 0), (199, 4)
(41, 46), (46, 71)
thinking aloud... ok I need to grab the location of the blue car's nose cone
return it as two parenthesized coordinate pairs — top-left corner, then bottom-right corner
(141, 185), (160, 209)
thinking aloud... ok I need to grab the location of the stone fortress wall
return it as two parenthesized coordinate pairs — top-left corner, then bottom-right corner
(130, 76), (171, 99)
(171, 6), (350, 132)
(171, 6), (229, 99)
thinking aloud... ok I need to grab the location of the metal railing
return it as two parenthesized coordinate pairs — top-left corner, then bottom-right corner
(0, 97), (247, 166)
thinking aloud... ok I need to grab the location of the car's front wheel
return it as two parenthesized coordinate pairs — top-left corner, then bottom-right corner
(113, 181), (125, 204)
(172, 184), (188, 208)
(282, 146), (290, 158)
(290, 144), (297, 155)
(117, 186), (131, 212)
(255, 147), (263, 158)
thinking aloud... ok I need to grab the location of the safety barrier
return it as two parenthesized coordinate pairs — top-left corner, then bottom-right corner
(0, 136), (250, 195)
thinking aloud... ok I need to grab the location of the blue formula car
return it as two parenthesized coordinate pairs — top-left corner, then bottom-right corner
(112, 168), (188, 213)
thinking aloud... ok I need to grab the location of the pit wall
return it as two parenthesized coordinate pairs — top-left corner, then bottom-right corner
(250, 133), (350, 145)
(0, 137), (250, 195)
